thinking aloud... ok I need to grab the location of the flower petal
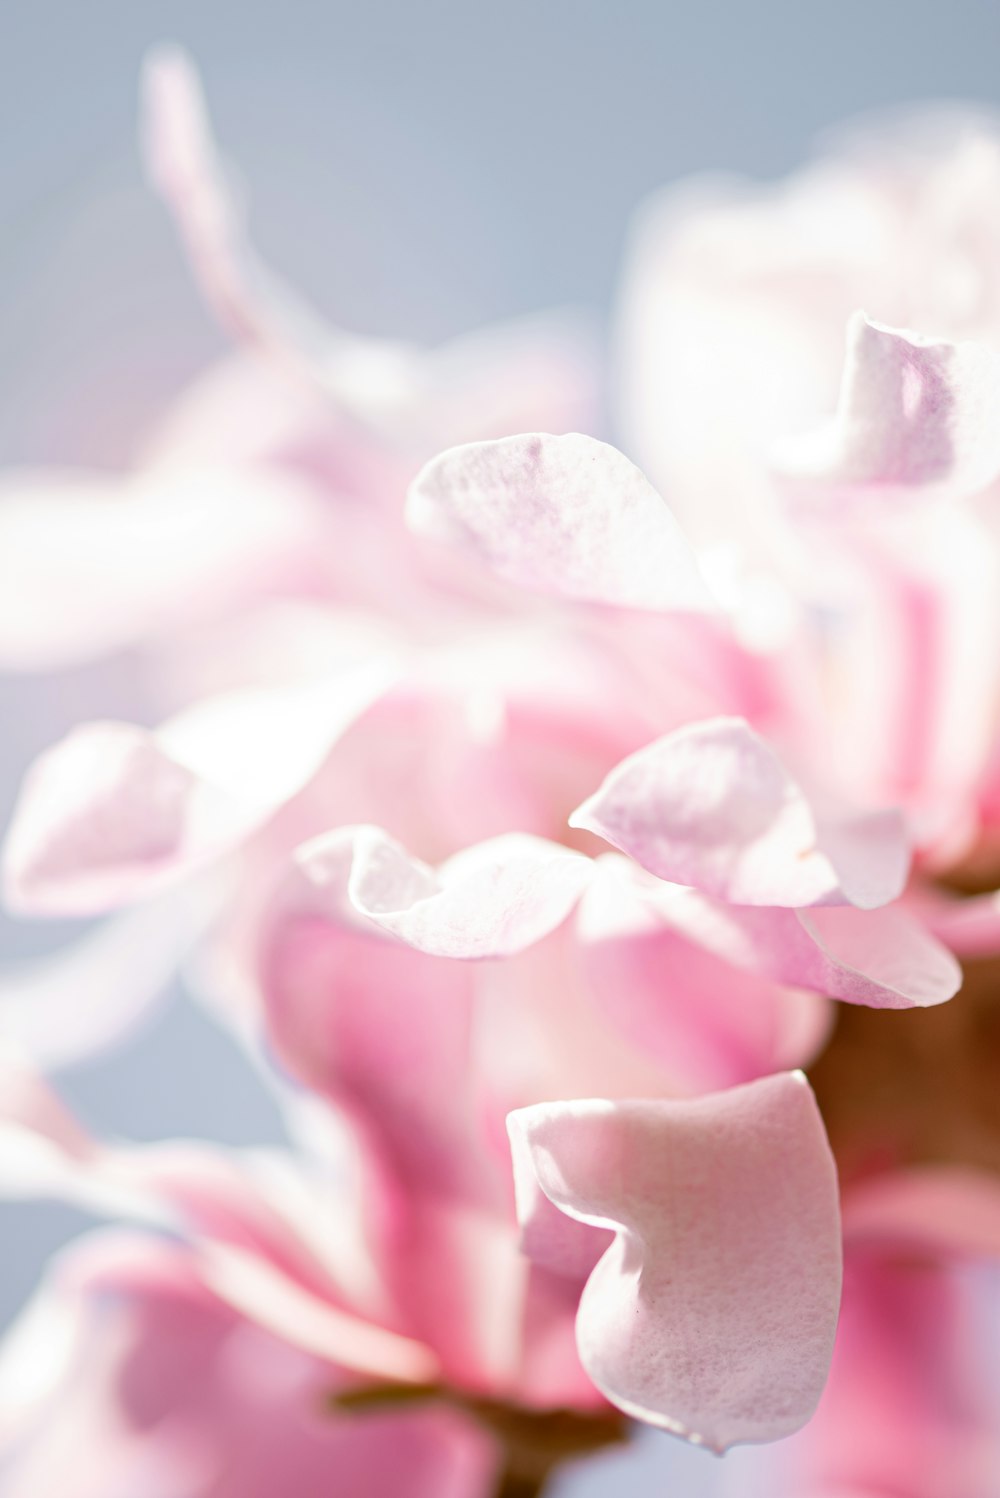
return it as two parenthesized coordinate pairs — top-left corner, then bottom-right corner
(0, 888), (213, 1070)
(294, 826), (593, 958)
(0, 1231), (498, 1498)
(571, 718), (909, 908)
(3, 664), (392, 917)
(407, 433), (715, 611)
(507, 1072), (842, 1450)
(776, 311), (1000, 498)
(629, 869), (960, 1009)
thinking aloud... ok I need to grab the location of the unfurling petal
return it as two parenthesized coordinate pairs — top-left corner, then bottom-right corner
(508, 1072), (842, 1451)
(407, 433), (715, 611)
(571, 718), (909, 908)
(293, 826), (593, 958)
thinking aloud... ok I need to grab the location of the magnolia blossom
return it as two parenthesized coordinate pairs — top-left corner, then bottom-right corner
(3, 54), (1000, 1498)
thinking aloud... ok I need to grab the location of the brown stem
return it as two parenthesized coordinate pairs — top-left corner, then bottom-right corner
(496, 1467), (548, 1498)
(333, 1384), (627, 1496)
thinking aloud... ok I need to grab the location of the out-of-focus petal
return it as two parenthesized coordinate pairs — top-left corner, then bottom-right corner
(777, 312), (1000, 498)
(4, 662), (394, 917)
(843, 1166), (1000, 1261)
(573, 864), (831, 1093)
(0, 1053), (437, 1384)
(0, 885), (215, 1070)
(142, 45), (419, 414)
(508, 1072), (842, 1451)
(571, 718), (909, 909)
(293, 825), (593, 958)
(0, 470), (323, 673)
(143, 49), (599, 457)
(407, 433), (715, 612)
(0, 1231), (499, 1498)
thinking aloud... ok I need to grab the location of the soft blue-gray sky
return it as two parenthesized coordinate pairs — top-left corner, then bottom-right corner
(2, 3), (1000, 1490)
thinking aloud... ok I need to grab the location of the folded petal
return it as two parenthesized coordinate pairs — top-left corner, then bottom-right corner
(4, 664), (392, 917)
(507, 1072), (842, 1451)
(294, 826), (593, 958)
(407, 433), (715, 611)
(571, 718), (909, 908)
(776, 311), (1000, 498)
(630, 870), (959, 1009)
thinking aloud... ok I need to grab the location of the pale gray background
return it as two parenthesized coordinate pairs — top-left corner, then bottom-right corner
(3, 1), (1000, 1491)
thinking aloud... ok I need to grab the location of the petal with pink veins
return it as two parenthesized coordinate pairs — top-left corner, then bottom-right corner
(407, 433), (716, 611)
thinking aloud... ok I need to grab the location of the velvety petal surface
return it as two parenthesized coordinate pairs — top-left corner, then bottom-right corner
(508, 1072), (842, 1451)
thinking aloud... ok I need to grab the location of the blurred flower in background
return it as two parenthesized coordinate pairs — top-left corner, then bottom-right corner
(4, 7), (1000, 1496)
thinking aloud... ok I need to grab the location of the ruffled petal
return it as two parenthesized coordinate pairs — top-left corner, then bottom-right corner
(407, 433), (715, 611)
(571, 718), (909, 909)
(293, 825), (593, 958)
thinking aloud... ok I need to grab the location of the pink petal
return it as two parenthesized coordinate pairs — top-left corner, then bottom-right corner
(258, 896), (597, 1401)
(631, 870), (960, 1009)
(0, 468), (323, 672)
(0, 888), (213, 1070)
(0, 1231), (498, 1498)
(294, 825), (593, 958)
(4, 665), (392, 917)
(3, 723), (239, 917)
(0, 1054), (436, 1385)
(508, 1072), (842, 1451)
(574, 865), (832, 1092)
(740, 1245), (1000, 1498)
(776, 311), (1000, 498)
(843, 1166), (1000, 1262)
(407, 433), (715, 611)
(141, 46), (424, 423)
(571, 718), (910, 908)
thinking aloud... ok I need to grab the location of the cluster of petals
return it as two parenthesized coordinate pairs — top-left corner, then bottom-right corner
(3, 47), (1000, 1498)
